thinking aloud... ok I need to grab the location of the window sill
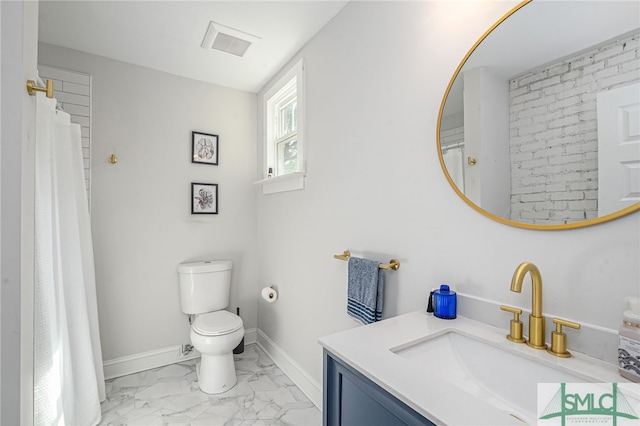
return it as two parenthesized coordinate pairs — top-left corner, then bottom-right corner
(253, 172), (306, 195)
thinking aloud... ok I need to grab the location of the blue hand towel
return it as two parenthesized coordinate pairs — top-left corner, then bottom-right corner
(347, 257), (384, 325)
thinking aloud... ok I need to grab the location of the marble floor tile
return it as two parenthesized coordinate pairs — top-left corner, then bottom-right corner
(99, 345), (321, 426)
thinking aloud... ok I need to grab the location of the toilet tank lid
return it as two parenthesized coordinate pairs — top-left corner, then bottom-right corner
(177, 260), (232, 273)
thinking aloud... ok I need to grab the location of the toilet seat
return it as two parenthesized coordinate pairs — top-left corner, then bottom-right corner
(193, 310), (243, 336)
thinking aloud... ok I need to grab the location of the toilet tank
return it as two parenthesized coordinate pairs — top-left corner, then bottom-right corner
(177, 260), (232, 314)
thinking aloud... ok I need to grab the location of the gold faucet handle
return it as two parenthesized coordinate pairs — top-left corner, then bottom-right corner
(500, 305), (525, 343)
(553, 318), (581, 331)
(547, 317), (581, 358)
(500, 305), (522, 319)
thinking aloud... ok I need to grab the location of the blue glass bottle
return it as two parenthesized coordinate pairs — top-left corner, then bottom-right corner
(434, 284), (457, 319)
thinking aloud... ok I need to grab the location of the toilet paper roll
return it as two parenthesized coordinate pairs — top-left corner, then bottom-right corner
(261, 287), (278, 303)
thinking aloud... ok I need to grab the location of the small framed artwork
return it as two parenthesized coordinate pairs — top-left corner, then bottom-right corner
(192, 131), (218, 165)
(191, 183), (218, 214)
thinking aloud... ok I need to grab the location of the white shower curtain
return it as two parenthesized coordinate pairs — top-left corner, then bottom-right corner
(442, 146), (465, 193)
(33, 93), (105, 426)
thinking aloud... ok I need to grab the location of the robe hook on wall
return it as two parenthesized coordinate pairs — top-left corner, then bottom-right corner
(109, 154), (118, 164)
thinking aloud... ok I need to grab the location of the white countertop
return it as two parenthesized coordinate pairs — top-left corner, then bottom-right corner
(318, 311), (627, 425)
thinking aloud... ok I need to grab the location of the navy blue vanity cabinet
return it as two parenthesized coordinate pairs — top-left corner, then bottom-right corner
(323, 350), (434, 426)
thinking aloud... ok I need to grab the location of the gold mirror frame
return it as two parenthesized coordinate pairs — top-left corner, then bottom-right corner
(436, 0), (640, 231)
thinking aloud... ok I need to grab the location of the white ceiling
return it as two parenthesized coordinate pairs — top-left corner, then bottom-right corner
(38, 1), (349, 93)
(463, 1), (640, 80)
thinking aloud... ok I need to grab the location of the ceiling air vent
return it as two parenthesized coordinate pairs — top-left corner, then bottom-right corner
(201, 21), (261, 58)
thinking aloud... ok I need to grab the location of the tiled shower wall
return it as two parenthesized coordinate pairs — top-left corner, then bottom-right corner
(38, 65), (92, 207)
(509, 31), (640, 224)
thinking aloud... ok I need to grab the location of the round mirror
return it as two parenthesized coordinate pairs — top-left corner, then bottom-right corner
(437, 0), (640, 230)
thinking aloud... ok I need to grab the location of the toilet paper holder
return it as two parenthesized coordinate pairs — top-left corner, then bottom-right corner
(261, 286), (278, 303)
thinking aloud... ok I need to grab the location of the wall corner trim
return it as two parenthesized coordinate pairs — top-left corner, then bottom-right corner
(103, 328), (258, 380)
(256, 329), (322, 409)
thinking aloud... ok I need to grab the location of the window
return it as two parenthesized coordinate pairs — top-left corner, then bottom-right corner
(272, 79), (297, 176)
(259, 59), (305, 194)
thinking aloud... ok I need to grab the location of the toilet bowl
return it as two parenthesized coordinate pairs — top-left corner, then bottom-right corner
(177, 260), (244, 394)
(190, 310), (244, 394)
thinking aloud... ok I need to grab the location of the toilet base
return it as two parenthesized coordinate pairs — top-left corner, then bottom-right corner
(196, 352), (238, 394)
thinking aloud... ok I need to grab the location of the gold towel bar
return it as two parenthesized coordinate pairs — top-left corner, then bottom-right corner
(333, 250), (400, 270)
(26, 79), (54, 99)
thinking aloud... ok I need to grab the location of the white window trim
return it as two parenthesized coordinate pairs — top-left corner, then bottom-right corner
(255, 59), (305, 195)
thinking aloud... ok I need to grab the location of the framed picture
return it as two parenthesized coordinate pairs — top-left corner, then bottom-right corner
(192, 131), (218, 165)
(191, 183), (218, 214)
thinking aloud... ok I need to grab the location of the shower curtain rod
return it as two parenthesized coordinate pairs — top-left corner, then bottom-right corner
(26, 79), (54, 98)
(441, 141), (465, 150)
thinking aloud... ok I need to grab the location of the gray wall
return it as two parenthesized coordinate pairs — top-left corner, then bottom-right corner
(39, 44), (258, 361)
(256, 0), (640, 386)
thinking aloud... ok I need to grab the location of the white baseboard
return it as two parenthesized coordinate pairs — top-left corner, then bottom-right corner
(244, 327), (257, 346)
(256, 329), (322, 409)
(103, 328), (258, 380)
(103, 345), (200, 380)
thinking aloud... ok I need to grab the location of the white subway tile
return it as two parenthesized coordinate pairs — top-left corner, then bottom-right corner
(38, 65), (90, 85)
(56, 91), (90, 107)
(63, 81), (91, 96)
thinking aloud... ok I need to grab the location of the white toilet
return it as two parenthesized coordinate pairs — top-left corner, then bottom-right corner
(177, 260), (244, 394)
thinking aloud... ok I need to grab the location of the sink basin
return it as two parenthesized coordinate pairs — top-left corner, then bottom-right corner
(392, 330), (590, 424)
(320, 311), (631, 425)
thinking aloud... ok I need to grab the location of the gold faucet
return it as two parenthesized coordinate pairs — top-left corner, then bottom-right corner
(510, 262), (547, 349)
